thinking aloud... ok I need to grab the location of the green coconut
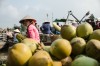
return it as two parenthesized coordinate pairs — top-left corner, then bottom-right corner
(21, 38), (38, 54)
(7, 43), (32, 66)
(76, 22), (93, 39)
(71, 56), (99, 66)
(86, 39), (100, 61)
(50, 39), (72, 60)
(89, 29), (100, 41)
(28, 50), (53, 66)
(61, 56), (72, 66)
(70, 37), (86, 55)
(74, 54), (86, 59)
(53, 61), (62, 66)
(61, 25), (76, 40)
(43, 46), (51, 53)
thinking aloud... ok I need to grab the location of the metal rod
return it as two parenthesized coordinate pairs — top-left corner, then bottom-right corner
(70, 11), (80, 24)
(80, 11), (90, 23)
(65, 11), (71, 24)
(80, 15), (86, 23)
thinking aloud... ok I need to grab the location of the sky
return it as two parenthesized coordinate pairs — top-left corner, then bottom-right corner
(0, 0), (100, 28)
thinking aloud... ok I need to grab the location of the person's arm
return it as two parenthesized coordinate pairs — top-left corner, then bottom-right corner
(28, 26), (35, 39)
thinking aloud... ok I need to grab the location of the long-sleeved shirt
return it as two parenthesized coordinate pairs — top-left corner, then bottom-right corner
(27, 24), (40, 42)
(41, 23), (52, 34)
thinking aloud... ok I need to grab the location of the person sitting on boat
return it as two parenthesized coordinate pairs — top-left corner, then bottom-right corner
(19, 16), (40, 42)
(40, 22), (53, 42)
(40, 22), (52, 34)
(13, 29), (20, 43)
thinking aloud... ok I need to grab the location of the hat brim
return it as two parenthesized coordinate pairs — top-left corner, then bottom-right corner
(13, 29), (20, 33)
(44, 22), (50, 23)
(19, 19), (36, 23)
(14, 30), (20, 33)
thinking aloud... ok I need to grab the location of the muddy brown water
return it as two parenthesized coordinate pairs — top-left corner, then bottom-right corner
(0, 41), (8, 64)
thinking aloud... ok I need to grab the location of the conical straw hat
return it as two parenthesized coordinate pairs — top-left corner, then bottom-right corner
(19, 15), (36, 23)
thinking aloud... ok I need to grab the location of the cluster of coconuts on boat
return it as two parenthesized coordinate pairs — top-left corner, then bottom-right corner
(5, 22), (100, 66)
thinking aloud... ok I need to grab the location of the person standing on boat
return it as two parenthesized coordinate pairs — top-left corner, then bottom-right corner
(19, 16), (40, 42)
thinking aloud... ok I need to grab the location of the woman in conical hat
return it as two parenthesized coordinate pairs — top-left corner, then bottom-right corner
(19, 15), (40, 42)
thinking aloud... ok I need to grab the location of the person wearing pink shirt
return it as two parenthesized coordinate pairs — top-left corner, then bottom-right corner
(19, 16), (40, 42)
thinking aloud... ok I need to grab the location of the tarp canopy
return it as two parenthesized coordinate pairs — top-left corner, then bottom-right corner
(53, 19), (66, 22)
(53, 19), (74, 22)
